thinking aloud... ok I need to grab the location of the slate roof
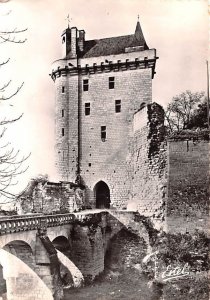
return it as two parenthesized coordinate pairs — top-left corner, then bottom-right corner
(80, 21), (149, 58)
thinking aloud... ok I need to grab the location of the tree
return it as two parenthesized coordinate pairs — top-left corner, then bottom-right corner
(0, 0), (29, 202)
(187, 99), (208, 129)
(165, 90), (206, 133)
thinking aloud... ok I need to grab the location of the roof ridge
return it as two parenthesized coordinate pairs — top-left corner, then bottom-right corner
(81, 29), (149, 58)
(86, 34), (134, 43)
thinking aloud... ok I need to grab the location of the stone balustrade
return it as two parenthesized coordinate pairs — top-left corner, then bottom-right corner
(0, 211), (117, 236)
(0, 213), (75, 235)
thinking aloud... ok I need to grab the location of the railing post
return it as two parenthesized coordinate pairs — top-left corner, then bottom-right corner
(38, 217), (48, 236)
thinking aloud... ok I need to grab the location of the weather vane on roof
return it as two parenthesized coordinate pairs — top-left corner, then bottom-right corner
(65, 14), (72, 28)
(137, 14), (139, 21)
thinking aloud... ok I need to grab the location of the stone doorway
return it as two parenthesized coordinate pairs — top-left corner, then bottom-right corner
(95, 181), (110, 209)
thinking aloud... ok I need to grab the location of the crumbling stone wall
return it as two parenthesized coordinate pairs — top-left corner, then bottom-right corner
(70, 224), (104, 281)
(167, 132), (209, 233)
(17, 180), (85, 214)
(130, 103), (167, 229)
(65, 211), (152, 282)
(105, 228), (147, 271)
(105, 211), (153, 253)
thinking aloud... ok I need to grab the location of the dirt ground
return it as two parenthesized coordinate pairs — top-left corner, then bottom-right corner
(63, 269), (161, 300)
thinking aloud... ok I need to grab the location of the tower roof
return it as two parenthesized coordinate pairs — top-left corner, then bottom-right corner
(81, 22), (148, 58)
(65, 21), (149, 59)
(134, 20), (147, 45)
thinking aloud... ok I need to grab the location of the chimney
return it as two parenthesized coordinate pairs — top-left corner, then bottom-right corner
(70, 27), (78, 58)
(78, 30), (85, 52)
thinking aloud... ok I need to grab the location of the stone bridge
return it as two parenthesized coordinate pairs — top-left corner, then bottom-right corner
(0, 210), (153, 300)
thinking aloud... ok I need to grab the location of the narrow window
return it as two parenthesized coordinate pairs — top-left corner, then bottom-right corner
(109, 77), (115, 89)
(115, 100), (121, 113)
(85, 103), (90, 115)
(62, 86), (65, 93)
(62, 128), (64, 136)
(101, 126), (106, 141)
(62, 109), (64, 117)
(83, 79), (89, 91)
(62, 36), (65, 44)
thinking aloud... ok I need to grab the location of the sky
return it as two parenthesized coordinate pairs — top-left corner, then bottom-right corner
(0, 0), (208, 199)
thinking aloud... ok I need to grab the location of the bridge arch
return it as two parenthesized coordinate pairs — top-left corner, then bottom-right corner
(47, 224), (71, 243)
(0, 230), (36, 252)
(52, 236), (70, 252)
(105, 227), (147, 271)
(94, 180), (110, 209)
(0, 248), (53, 300)
(52, 236), (84, 288)
(3, 240), (36, 272)
(52, 235), (71, 260)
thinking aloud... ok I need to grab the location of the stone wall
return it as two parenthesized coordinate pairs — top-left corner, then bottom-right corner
(17, 180), (85, 214)
(166, 133), (209, 234)
(130, 103), (167, 230)
(67, 211), (153, 281)
(80, 67), (153, 209)
(105, 228), (147, 271)
(70, 224), (105, 281)
(54, 66), (79, 182)
(106, 211), (152, 253)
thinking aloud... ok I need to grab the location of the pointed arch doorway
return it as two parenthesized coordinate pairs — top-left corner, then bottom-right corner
(94, 181), (110, 209)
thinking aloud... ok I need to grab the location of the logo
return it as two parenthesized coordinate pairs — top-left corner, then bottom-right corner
(161, 263), (190, 282)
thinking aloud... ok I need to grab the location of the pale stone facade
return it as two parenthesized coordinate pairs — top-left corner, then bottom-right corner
(51, 21), (160, 212)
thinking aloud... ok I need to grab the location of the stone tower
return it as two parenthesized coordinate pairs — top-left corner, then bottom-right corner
(51, 20), (158, 209)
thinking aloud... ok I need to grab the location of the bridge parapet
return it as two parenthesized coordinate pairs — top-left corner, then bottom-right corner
(0, 213), (75, 235)
(46, 213), (75, 227)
